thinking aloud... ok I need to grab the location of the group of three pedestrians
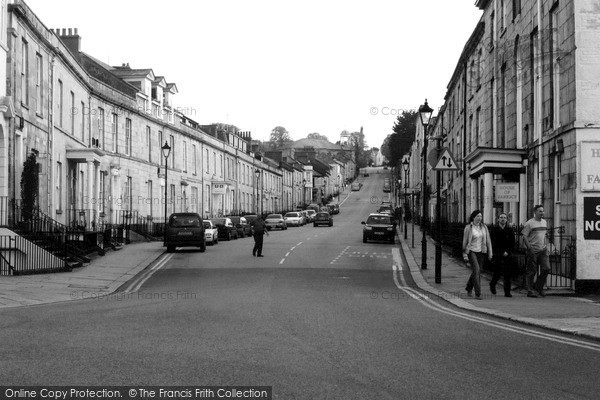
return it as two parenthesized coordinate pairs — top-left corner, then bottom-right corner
(462, 204), (550, 299)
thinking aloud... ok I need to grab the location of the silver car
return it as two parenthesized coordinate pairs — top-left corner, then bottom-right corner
(265, 214), (287, 230)
(284, 212), (304, 226)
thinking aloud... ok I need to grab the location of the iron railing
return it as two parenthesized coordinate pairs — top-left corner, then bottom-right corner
(0, 235), (69, 275)
(426, 219), (576, 289)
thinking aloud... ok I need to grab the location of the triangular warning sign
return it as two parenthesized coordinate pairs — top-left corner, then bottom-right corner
(434, 148), (460, 171)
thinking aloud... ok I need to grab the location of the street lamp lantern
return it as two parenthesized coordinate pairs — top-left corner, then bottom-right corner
(419, 99), (434, 129)
(418, 99), (433, 270)
(162, 141), (171, 247)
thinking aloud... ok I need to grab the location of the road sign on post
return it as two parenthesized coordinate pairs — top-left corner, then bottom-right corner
(433, 148), (459, 171)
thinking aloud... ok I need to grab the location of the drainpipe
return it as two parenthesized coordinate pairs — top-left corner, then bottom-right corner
(462, 59), (468, 223)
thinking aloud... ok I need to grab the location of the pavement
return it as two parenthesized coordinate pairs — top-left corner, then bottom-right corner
(2, 218), (600, 343)
(398, 221), (600, 341)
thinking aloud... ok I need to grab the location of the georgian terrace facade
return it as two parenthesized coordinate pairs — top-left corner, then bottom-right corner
(407, 0), (600, 293)
(2, 0), (353, 232)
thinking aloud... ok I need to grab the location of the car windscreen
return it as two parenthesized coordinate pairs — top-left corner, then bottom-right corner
(202, 221), (211, 229)
(267, 214), (282, 219)
(285, 213), (298, 217)
(170, 215), (201, 227)
(366, 216), (392, 225)
(316, 212), (329, 217)
(212, 218), (226, 225)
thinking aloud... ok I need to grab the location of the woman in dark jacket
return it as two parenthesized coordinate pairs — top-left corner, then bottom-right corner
(490, 213), (516, 297)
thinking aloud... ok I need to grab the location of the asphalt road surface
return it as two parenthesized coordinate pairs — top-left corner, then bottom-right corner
(2, 167), (600, 399)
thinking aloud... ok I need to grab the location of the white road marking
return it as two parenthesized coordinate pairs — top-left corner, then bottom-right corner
(390, 248), (600, 352)
(279, 259), (285, 264)
(285, 252), (290, 257)
(123, 253), (173, 293)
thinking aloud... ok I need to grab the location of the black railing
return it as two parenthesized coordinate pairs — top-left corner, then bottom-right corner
(428, 219), (577, 289)
(0, 234), (69, 275)
(66, 208), (99, 232)
(127, 214), (165, 241)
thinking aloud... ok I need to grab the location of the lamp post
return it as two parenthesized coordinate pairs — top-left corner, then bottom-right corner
(402, 157), (410, 240)
(419, 99), (433, 270)
(255, 169), (260, 215)
(162, 141), (171, 247)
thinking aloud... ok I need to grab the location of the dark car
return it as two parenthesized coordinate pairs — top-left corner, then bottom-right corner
(229, 216), (252, 237)
(211, 217), (239, 241)
(327, 204), (340, 215)
(165, 213), (206, 253)
(313, 211), (333, 227)
(362, 213), (396, 244)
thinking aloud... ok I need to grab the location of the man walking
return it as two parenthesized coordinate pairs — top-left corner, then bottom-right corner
(490, 213), (515, 297)
(250, 215), (269, 257)
(521, 205), (550, 298)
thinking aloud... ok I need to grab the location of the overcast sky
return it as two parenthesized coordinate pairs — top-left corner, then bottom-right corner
(25, 0), (482, 149)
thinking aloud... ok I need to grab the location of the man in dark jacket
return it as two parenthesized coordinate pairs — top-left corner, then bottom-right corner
(490, 213), (515, 297)
(250, 216), (269, 257)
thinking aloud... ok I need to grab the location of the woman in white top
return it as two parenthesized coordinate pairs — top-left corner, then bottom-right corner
(462, 210), (493, 299)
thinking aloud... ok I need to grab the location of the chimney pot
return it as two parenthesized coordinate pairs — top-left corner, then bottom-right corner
(68, 28), (72, 35)
(74, 28), (78, 35)
(62, 28), (66, 35)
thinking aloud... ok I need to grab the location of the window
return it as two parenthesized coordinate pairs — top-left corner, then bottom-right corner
(499, 0), (505, 32)
(99, 172), (105, 213)
(56, 161), (63, 212)
(513, 0), (521, 20)
(169, 135), (175, 168)
(192, 144), (197, 175)
(58, 80), (63, 127)
(147, 180), (153, 217)
(183, 141), (188, 172)
(213, 152), (216, 175)
(499, 64), (506, 147)
(124, 177), (132, 211)
(125, 118), (132, 156)
(21, 39), (28, 106)
(489, 11), (495, 48)
(170, 184), (176, 213)
(206, 149), (210, 173)
(36, 53), (42, 115)
(70, 91), (75, 134)
(158, 130), (163, 165)
(219, 154), (223, 177)
(98, 108), (105, 149)
(146, 126), (152, 162)
(475, 107), (481, 147)
(111, 113), (118, 152)
(81, 101), (85, 141)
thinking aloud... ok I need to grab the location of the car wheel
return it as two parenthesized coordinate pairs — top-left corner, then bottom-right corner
(200, 241), (206, 252)
(227, 232), (231, 241)
(363, 235), (367, 243)
(313, 223), (317, 227)
(214, 236), (218, 244)
(240, 231), (245, 238)
(329, 222), (333, 227)
(389, 236), (395, 244)
(167, 245), (175, 253)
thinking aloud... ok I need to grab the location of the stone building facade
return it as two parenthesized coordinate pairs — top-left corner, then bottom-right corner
(0, 0), (355, 238)
(408, 0), (600, 293)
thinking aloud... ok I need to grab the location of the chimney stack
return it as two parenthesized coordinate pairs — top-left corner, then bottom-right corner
(56, 27), (81, 55)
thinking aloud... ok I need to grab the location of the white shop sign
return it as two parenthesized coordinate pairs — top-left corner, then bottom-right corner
(495, 183), (519, 202)
(580, 141), (600, 192)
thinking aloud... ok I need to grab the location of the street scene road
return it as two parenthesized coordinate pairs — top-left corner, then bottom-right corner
(2, 169), (600, 399)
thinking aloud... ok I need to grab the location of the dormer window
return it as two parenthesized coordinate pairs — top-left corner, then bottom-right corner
(151, 87), (157, 101)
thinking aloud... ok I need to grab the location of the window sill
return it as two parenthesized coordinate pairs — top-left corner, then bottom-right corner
(55, 210), (63, 215)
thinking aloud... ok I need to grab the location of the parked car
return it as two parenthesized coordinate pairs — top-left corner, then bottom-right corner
(313, 211), (333, 227)
(284, 212), (305, 227)
(377, 205), (394, 215)
(265, 213), (287, 230)
(229, 216), (252, 237)
(383, 182), (391, 193)
(327, 204), (340, 215)
(202, 220), (219, 245)
(305, 210), (317, 222)
(362, 213), (396, 244)
(165, 213), (206, 253)
(306, 204), (320, 213)
(211, 217), (239, 240)
(351, 182), (361, 191)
